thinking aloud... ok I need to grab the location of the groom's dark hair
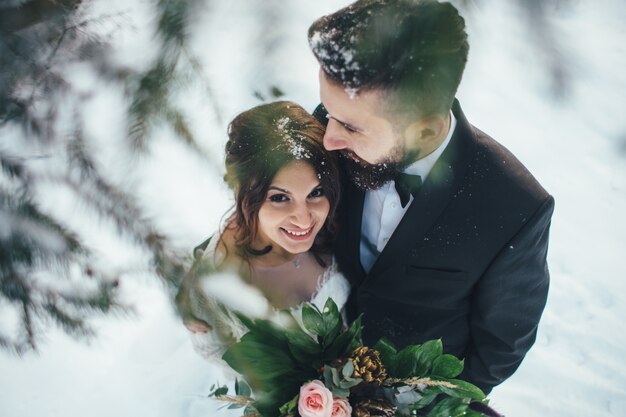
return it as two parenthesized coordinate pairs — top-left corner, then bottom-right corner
(308, 0), (469, 119)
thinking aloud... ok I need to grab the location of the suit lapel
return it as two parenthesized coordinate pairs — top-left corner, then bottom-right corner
(343, 180), (366, 284)
(334, 171), (367, 286)
(367, 99), (476, 279)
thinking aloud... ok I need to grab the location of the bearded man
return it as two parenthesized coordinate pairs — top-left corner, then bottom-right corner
(309, 0), (554, 394)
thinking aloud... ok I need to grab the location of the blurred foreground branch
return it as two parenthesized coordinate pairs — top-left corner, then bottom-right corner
(0, 0), (215, 354)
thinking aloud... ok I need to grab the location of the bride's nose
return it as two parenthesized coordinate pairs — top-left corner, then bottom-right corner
(290, 202), (312, 227)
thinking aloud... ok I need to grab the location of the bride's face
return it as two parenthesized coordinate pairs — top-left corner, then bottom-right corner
(256, 160), (330, 255)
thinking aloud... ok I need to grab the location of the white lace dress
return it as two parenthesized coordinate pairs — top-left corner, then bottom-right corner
(186, 236), (351, 368)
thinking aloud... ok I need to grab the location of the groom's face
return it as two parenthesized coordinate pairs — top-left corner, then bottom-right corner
(319, 70), (413, 190)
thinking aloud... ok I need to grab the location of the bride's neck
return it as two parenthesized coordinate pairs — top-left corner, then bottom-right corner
(248, 242), (299, 268)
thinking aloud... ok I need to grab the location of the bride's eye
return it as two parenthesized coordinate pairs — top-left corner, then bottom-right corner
(269, 194), (289, 203)
(308, 187), (325, 198)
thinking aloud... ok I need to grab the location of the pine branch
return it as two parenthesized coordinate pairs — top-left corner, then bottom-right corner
(22, 300), (37, 350)
(0, 0), (83, 34)
(44, 300), (96, 338)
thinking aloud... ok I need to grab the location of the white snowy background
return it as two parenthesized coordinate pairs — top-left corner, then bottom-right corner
(1, 0), (625, 416)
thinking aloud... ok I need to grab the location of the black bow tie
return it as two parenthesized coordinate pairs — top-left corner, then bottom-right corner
(394, 173), (422, 208)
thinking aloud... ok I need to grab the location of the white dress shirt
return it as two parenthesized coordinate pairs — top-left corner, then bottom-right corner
(360, 112), (457, 273)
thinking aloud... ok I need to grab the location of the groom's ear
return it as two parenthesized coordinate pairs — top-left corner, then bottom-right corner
(404, 114), (448, 149)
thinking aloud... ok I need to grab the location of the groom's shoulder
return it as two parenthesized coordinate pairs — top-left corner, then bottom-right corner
(461, 120), (551, 207)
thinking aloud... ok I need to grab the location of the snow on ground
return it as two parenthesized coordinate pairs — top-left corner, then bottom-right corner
(1, 1), (625, 417)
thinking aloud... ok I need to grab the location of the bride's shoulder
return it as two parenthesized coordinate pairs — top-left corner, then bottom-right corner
(197, 224), (243, 271)
(309, 256), (350, 310)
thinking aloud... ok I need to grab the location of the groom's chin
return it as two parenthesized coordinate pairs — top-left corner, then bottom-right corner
(340, 153), (398, 191)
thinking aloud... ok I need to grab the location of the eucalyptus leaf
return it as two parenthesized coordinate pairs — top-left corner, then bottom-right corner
(331, 387), (350, 397)
(323, 366), (334, 390)
(330, 367), (341, 386)
(338, 379), (361, 389)
(235, 378), (252, 397)
(395, 387), (423, 404)
(244, 405), (258, 415)
(342, 360), (354, 379)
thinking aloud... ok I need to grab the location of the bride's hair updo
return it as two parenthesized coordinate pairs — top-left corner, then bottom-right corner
(223, 101), (340, 258)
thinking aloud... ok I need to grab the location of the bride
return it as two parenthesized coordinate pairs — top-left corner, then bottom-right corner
(175, 100), (350, 360)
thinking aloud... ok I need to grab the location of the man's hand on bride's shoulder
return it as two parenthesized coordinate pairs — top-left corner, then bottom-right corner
(183, 317), (212, 334)
(175, 280), (213, 334)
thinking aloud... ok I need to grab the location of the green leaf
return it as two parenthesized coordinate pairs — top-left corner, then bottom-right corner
(286, 328), (322, 363)
(278, 394), (299, 416)
(427, 397), (468, 417)
(227, 403), (244, 409)
(301, 303), (324, 336)
(325, 315), (362, 360)
(416, 339), (443, 370)
(436, 379), (485, 401)
(319, 298), (343, 346)
(393, 339), (443, 378)
(411, 389), (440, 409)
(214, 387), (228, 397)
(464, 410), (486, 417)
(431, 355), (464, 378)
(373, 338), (398, 374)
(394, 344), (422, 378)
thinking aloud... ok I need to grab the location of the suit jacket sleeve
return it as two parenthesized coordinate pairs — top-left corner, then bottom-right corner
(460, 195), (555, 393)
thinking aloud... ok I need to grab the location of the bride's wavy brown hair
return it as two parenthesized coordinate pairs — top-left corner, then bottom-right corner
(222, 101), (340, 262)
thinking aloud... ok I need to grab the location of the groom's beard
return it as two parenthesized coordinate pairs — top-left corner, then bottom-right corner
(339, 146), (420, 191)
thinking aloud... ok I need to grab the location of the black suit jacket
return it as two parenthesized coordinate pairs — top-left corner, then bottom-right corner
(317, 99), (554, 394)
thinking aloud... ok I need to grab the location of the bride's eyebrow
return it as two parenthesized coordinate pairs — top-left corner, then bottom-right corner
(268, 186), (290, 194)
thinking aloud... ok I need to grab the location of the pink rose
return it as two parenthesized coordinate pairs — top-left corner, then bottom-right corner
(298, 380), (334, 417)
(331, 397), (352, 417)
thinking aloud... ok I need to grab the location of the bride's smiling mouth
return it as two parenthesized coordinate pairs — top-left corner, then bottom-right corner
(280, 226), (315, 241)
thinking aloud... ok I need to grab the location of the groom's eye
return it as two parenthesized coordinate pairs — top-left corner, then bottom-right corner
(269, 194), (289, 203)
(344, 125), (359, 134)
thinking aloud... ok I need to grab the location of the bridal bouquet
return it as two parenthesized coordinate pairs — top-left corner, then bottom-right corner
(209, 298), (495, 417)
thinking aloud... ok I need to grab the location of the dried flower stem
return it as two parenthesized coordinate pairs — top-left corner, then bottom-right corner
(214, 394), (256, 406)
(212, 395), (262, 417)
(384, 377), (458, 389)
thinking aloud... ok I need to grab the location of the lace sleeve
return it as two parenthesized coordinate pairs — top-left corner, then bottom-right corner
(291, 259), (352, 329)
(188, 290), (248, 373)
(309, 259), (351, 313)
(183, 235), (249, 366)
